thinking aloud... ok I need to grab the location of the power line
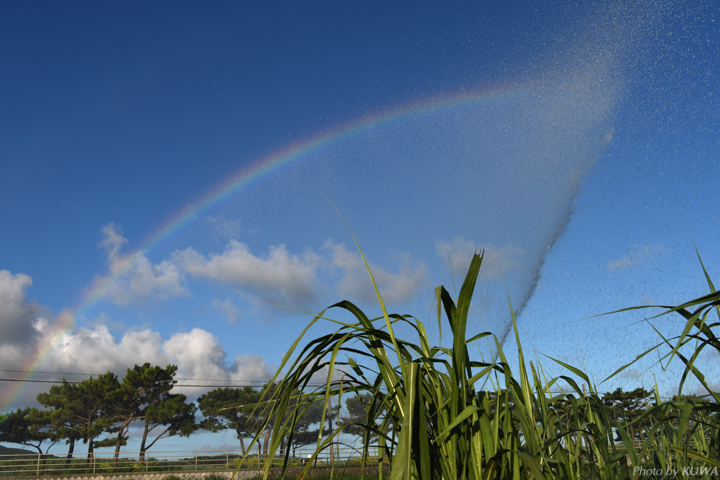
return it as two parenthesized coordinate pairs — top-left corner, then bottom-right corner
(0, 369), (273, 383)
(0, 378), (71, 384)
(0, 369), (97, 376)
(0, 378), (329, 387)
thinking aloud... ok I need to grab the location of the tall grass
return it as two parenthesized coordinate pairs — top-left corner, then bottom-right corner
(240, 237), (719, 479)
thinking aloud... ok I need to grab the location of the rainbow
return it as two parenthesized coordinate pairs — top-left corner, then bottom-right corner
(2, 84), (532, 412)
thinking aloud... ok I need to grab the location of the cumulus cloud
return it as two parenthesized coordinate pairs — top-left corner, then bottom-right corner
(0, 265), (277, 408)
(324, 241), (428, 304)
(0, 270), (43, 346)
(35, 323), (274, 399)
(108, 256), (188, 306)
(174, 241), (321, 306)
(435, 238), (521, 280)
(51, 325), (167, 373)
(96, 223), (189, 306)
(607, 243), (666, 271)
(45, 322), (274, 387)
(156, 328), (274, 394)
(0, 274), (76, 408)
(94, 223), (432, 312)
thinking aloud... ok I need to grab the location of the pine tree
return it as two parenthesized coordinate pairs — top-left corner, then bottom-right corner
(199, 386), (263, 455)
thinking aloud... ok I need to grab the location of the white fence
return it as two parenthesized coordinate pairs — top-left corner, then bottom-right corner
(0, 446), (382, 478)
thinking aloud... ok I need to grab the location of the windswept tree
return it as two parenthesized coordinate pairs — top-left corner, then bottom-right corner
(199, 387), (262, 455)
(36, 374), (119, 463)
(107, 364), (167, 464)
(286, 394), (331, 450)
(254, 383), (338, 454)
(0, 408), (55, 455)
(140, 393), (197, 460)
(602, 387), (655, 442)
(37, 381), (84, 460)
(104, 363), (199, 463)
(105, 379), (140, 465)
(338, 392), (388, 443)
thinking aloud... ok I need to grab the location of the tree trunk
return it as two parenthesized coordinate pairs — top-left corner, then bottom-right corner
(263, 428), (271, 458)
(113, 423), (130, 467)
(87, 437), (95, 465)
(139, 421), (150, 463)
(236, 428), (246, 456)
(65, 438), (75, 466)
(326, 396), (334, 460)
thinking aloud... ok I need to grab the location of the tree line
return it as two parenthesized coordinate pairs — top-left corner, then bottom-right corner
(3, 362), (690, 465)
(0, 363), (364, 465)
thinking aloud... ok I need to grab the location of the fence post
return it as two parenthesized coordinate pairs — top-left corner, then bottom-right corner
(226, 450), (228, 469)
(195, 450), (198, 471)
(93, 452), (96, 474)
(37, 453), (40, 476)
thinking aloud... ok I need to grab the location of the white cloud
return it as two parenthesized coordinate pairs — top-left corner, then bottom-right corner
(51, 325), (167, 373)
(0, 274), (77, 408)
(324, 241), (428, 304)
(96, 224), (431, 312)
(39, 324), (274, 399)
(0, 270), (42, 346)
(100, 222), (128, 263)
(108, 256), (188, 306)
(0, 268), (277, 409)
(163, 329), (231, 380)
(213, 298), (240, 324)
(96, 223), (189, 306)
(174, 240), (321, 306)
(607, 243), (666, 271)
(435, 238), (521, 280)
(162, 328), (274, 394)
(45, 323), (275, 389)
(228, 355), (276, 383)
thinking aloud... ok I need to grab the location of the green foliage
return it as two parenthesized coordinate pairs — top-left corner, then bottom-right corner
(0, 408), (55, 454)
(36, 379), (85, 458)
(127, 363), (198, 460)
(7, 223), (718, 479)
(33, 363), (196, 464)
(35, 373), (120, 462)
(601, 387), (655, 441)
(240, 231), (720, 480)
(602, 248), (720, 472)
(199, 386), (263, 455)
(338, 393), (389, 444)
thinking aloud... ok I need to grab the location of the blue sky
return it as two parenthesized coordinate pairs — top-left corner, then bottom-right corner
(1, 0), (719, 452)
